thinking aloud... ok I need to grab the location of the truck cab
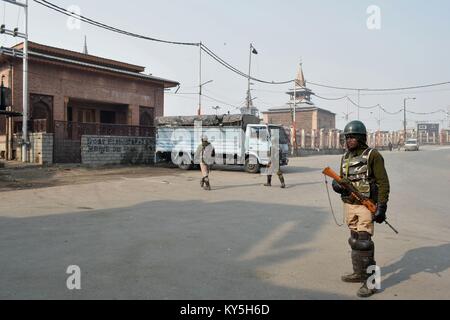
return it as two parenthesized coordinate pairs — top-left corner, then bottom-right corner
(244, 124), (289, 173)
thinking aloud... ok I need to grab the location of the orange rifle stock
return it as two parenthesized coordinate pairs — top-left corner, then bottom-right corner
(322, 167), (377, 212)
(322, 166), (398, 234)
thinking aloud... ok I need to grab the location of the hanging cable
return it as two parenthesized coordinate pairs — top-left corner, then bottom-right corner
(407, 109), (447, 115)
(346, 96), (380, 110)
(33, 0), (200, 47)
(313, 93), (348, 101)
(308, 80), (450, 92)
(33, 0), (450, 92)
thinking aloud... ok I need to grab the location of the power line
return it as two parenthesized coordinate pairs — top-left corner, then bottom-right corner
(202, 94), (239, 108)
(200, 44), (293, 85)
(32, 0), (200, 47)
(313, 93), (348, 101)
(30, 0), (450, 92)
(406, 109), (448, 115)
(308, 80), (450, 92)
(380, 106), (403, 115)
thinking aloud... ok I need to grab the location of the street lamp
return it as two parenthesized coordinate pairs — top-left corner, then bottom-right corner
(198, 79), (213, 116)
(403, 97), (416, 141)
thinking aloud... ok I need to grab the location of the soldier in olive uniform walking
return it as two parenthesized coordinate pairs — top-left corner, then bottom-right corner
(332, 120), (390, 298)
(195, 135), (215, 191)
(264, 133), (286, 188)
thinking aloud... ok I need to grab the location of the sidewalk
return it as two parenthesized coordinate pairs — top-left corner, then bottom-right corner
(0, 161), (179, 192)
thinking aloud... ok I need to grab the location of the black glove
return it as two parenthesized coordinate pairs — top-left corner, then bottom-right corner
(332, 179), (350, 196)
(373, 203), (387, 223)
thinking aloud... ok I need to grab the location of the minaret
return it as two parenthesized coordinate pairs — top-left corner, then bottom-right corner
(83, 35), (88, 55)
(286, 63), (314, 105)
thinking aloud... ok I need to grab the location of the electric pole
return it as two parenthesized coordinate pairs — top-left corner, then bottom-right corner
(357, 89), (360, 120)
(1, 0), (29, 162)
(198, 41), (202, 115)
(403, 97), (416, 141)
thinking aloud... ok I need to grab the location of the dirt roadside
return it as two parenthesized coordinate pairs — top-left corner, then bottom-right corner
(0, 161), (181, 192)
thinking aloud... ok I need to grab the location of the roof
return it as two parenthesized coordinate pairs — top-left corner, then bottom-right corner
(2, 42), (179, 88)
(156, 114), (261, 127)
(262, 105), (336, 115)
(13, 41), (145, 73)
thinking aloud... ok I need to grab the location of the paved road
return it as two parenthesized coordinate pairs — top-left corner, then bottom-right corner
(1, 146), (449, 299)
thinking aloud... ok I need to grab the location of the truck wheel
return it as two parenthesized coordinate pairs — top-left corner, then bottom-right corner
(178, 162), (193, 170)
(245, 157), (260, 173)
(172, 152), (192, 170)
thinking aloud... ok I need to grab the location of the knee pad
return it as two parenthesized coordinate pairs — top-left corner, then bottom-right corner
(351, 232), (374, 251)
(348, 231), (358, 248)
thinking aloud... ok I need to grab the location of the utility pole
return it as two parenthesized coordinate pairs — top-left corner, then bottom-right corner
(292, 75), (297, 156)
(247, 44), (252, 109)
(357, 89), (361, 120)
(246, 43), (258, 111)
(447, 107), (450, 129)
(198, 41), (202, 116)
(1, 0), (29, 162)
(403, 97), (416, 141)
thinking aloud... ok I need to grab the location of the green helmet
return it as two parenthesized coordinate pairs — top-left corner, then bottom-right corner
(344, 120), (367, 136)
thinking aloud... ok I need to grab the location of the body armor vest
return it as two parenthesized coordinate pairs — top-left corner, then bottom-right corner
(341, 148), (373, 198)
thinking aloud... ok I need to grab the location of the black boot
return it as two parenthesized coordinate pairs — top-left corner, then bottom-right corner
(200, 177), (205, 188)
(342, 231), (366, 283)
(357, 281), (376, 298)
(264, 175), (272, 187)
(203, 177), (211, 190)
(279, 175), (286, 188)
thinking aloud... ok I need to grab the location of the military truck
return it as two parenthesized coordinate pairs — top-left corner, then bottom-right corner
(155, 114), (289, 173)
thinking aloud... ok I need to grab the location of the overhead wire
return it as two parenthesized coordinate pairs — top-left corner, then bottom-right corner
(33, 0), (450, 93)
(32, 0), (200, 47)
(24, 0), (450, 122)
(307, 80), (450, 92)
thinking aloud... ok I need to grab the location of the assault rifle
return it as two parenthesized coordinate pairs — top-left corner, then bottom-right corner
(322, 167), (399, 234)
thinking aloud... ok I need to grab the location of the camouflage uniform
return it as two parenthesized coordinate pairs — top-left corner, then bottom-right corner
(195, 139), (215, 191)
(264, 146), (285, 188)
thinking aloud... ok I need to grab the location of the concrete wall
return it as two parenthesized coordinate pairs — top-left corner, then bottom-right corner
(81, 135), (155, 165)
(11, 133), (53, 164)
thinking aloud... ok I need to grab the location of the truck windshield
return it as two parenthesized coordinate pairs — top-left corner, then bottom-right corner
(269, 126), (289, 144)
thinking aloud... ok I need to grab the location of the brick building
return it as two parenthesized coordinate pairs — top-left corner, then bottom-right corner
(262, 64), (336, 132)
(0, 41), (178, 162)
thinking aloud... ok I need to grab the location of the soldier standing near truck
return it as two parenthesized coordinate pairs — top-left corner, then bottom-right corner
(195, 135), (215, 191)
(264, 131), (286, 188)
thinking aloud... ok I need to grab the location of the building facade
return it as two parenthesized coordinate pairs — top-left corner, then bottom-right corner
(261, 64), (336, 132)
(0, 41), (178, 162)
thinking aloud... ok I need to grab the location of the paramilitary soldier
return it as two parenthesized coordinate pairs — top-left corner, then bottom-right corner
(195, 135), (215, 191)
(332, 120), (390, 298)
(264, 132), (286, 188)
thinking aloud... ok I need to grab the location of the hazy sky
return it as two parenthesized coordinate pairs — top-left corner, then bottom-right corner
(2, 0), (450, 131)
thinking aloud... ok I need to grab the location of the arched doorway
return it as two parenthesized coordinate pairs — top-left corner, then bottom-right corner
(30, 94), (53, 132)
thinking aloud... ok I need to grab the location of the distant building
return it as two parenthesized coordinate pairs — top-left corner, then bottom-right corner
(261, 64), (335, 131)
(417, 123), (439, 137)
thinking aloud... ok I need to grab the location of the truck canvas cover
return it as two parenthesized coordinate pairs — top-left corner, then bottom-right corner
(155, 114), (261, 128)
